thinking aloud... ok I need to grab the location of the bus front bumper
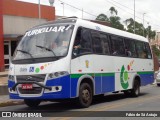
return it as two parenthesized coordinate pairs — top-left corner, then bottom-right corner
(8, 75), (72, 99)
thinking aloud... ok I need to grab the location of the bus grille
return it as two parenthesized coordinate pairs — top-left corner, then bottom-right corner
(16, 74), (46, 82)
(18, 87), (42, 94)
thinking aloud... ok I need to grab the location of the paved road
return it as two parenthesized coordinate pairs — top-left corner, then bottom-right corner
(0, 84), (160, 120)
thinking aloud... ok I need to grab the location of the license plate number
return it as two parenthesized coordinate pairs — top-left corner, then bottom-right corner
(22, 84), (33, 90)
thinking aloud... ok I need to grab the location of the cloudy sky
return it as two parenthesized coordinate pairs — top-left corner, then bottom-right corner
(18, 0), (160, 31)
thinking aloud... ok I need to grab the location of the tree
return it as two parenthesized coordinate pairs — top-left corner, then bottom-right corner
(95, 6), (155, 36)
(96, 13), (109, 21)
(146, 26), (156, 40)
(124, 18), (156, 39)
(109, 16), (124, 30)
(95, 7), (124, 30)
(124, 18), (144, 36)
(109, 6), (118, 16)
(109, 7), (124, 30)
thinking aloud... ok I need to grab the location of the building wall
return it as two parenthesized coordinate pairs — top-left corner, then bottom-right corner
(3, 15), (47, 35)
(0, 0), (5, 71)
(2, 0), (55, 21)
(0, 0), (55, 71)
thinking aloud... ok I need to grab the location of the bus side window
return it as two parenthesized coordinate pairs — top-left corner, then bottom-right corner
(100, 34), (110, 55)
(73, 27), (92, 56)
(80, 28), (92, 54)
(91, 30), (102, 54)
(136, 41), (146, 58)
(110, 35), (125, 56)
(145, 43), (152, 59)
(124, 39), (137, 57)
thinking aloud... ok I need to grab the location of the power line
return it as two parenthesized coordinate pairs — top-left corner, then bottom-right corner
(58, 0), (97, 18)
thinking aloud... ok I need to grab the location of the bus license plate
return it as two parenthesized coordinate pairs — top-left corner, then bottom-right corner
(22, 84), (33, 90)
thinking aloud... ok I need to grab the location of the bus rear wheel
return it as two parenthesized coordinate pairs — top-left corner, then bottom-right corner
(131, 80), (140, 97)
(78, 83), (93, 108)
(24, 99), (41, 108)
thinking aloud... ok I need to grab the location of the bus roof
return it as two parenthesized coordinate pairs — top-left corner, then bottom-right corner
(31, 17), (148, 43)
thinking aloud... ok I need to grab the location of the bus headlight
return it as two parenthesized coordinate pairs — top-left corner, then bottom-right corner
(8, 75), (15, 81)
(47, 71), (69, 79)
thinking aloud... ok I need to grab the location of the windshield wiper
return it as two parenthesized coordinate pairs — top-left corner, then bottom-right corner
(36, 45), (57, 57)
(17, 49), (34, 59)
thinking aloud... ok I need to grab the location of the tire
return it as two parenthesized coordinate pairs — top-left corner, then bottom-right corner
(24, 99), (41, 108)
(131, 80), (140, 97)
(78, 83), (93, 108)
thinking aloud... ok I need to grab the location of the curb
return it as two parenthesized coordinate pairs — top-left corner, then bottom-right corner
(0, 100), (24, 107)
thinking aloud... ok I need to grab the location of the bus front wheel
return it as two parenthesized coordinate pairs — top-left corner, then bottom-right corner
(24, 99), (41, 108)
(78, 83), (93, 108)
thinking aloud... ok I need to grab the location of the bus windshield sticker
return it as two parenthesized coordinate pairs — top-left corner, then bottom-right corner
(24, 25), (72, 37)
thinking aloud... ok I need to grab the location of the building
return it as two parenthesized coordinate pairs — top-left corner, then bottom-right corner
(0, 0), (55, 71)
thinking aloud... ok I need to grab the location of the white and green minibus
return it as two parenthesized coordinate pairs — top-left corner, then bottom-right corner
(8, 18), (154, 108)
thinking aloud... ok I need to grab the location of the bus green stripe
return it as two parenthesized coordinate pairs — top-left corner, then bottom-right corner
(137, 71), (154, 75)
(71, 73), (114, 78)
(70, 74), (84, 78)
(101, 73), (115, 77)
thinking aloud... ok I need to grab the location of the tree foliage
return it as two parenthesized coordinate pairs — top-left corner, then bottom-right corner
(96, 13), (109, 21)
(124, 18), (156, 39)
(109, 16), (124, 30)
(95, 6), (156, 39)
(109, 6), (118, 16)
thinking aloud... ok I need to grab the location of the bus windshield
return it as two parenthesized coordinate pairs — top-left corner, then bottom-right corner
(13, 24), (74, 62)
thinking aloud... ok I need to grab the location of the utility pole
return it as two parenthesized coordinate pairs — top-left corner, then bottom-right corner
(61, 2), (64, 16)
(147, 22), (150, 42)
(82, 8), (83, 19)
(38, 0), (41, 23)
(134, 0), (135, 34)
(143, 13), (146, 37)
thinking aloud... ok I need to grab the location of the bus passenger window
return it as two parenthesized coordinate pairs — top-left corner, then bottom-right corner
(91, 31), (102, 54)
(136, 41), (146, 58)
(100, 34), (110, 55)
(145, 43), (152, 59)
(125, 47), (132, 57)
(124, 39), (137, 57)
(110, 36), (125, 56)
(80, 28), (92, 54)
(73, 28), (81, 55)
(73, 28), (92, 55)
(141, 50), (147, 58)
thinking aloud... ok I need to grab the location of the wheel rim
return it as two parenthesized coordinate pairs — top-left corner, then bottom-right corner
(82, 89), (90, 103)
(135, 87), (139, 95)
(135, 83), (139, 95)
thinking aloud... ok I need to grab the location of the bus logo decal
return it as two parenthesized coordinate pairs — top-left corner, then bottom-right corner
(26, 76), (32, 81)
(29, 67), (34, 72)
(95, 26), (101, 31)
(85, 60), (89, 68)
(120, 60), (134, 89)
